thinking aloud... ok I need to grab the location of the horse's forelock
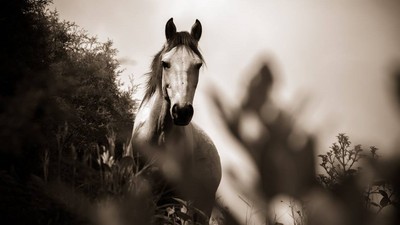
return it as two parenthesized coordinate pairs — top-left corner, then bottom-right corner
(164, 32), (203, 61)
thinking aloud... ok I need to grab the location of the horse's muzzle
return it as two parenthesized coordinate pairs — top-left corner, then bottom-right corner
(171, 103), (194, 126)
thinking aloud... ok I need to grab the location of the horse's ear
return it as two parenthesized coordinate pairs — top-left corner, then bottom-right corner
(190, 19), (202, 42)
(165, 18), (176, 40)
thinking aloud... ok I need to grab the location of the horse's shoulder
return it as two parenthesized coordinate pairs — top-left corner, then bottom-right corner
(190, 123), (216, 150)
(190, 123), (222, 184)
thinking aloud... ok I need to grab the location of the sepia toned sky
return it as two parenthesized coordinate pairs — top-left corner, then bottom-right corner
(52, 1), (400, 223)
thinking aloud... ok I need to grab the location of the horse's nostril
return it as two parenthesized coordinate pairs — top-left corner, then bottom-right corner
(178, 104), (193, 117)
(172, 104), (179, 118)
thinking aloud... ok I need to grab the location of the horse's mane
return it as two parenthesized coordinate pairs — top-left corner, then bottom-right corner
(142, 31), (204, 101)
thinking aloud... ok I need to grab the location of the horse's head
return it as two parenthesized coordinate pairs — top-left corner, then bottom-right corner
(161, 18), (203, 126)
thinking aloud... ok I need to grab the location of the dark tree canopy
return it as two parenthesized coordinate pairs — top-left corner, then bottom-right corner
(0, 0), (135, 178)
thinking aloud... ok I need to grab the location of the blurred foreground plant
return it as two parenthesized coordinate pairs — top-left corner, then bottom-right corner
(211, 61), (400, 225)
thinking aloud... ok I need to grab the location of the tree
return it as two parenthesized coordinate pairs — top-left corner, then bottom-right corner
(0, 0), (135, 180)
(0, 0), (57, 178)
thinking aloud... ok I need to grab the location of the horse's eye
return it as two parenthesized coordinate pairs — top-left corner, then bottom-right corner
(162, 61), (171, 69)
(195, 63), (203, 69)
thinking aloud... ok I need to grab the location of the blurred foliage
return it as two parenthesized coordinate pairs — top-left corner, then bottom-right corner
(212, 61), (400, 225)
(214, 63), (316, 200)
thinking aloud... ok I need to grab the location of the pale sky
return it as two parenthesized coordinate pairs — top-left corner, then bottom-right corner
(52, 1), (400, 224)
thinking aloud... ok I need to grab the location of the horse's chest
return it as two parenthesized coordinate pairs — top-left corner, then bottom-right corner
(163, 125), (195, 164)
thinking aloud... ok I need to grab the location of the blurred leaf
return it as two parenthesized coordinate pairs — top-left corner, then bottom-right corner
(348, 169), (357, 175)
(373, 180), (386, 186)
(172, 197), (188, 207)
(370, 202), (380, 208)
(166, 207), (175, 216)
(175, 211), (192, 221)
(380, 197), (390, 207)
(118, 156), (136, 173)
(379, 190), (389, 198)
(103, 164), (112, 173)
(154, 215), (173, 224)
(191, 206), (209, 222)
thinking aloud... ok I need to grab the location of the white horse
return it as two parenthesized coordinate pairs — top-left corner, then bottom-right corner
(128, 18), (221, 223)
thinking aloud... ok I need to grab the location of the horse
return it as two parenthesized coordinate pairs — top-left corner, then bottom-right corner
(127, 18), (221, 223)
